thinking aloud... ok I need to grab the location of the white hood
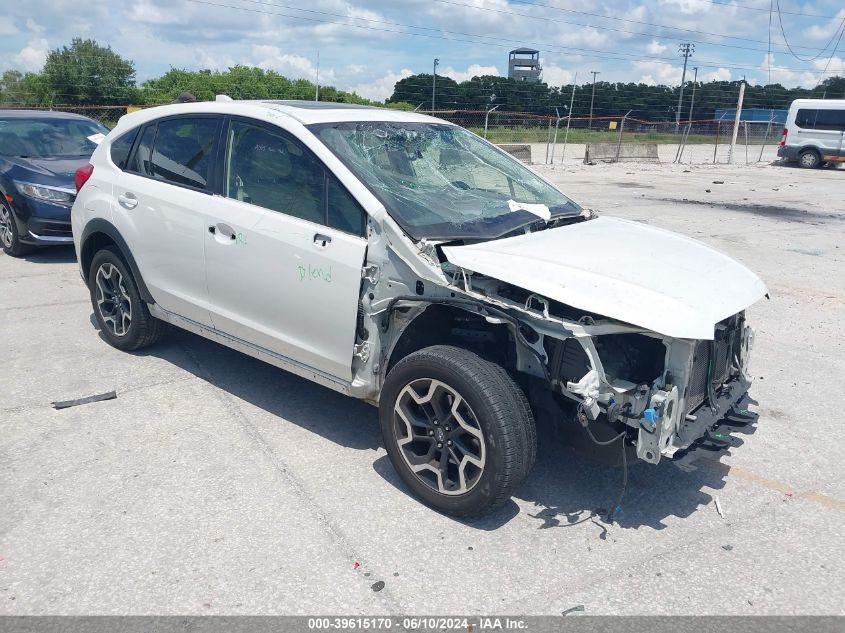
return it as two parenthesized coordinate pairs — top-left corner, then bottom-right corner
(441, 216), (767, 340)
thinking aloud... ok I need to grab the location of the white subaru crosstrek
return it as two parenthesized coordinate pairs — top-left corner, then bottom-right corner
(72, 100), (767, 516)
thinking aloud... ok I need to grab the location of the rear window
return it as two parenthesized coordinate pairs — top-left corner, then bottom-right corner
(110, 128), (139, 170)
(795, 108), (845, 131)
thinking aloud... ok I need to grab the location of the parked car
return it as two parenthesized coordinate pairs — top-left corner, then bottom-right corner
(778, 98), (845, 168)
(0, 109), (108, 256)
(72, 100), (767, 516)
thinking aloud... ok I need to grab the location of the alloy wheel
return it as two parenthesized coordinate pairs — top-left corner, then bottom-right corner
(393, 378), (486, 496)
(799, 152), (818, 168)
(0, 205), (13, 249)
(95, 262), (132, 337)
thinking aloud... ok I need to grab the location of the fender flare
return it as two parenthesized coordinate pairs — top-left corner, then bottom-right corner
(80, 218), (155, 304)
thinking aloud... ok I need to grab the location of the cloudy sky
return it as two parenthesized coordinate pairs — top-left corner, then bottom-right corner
(1, 0), (843, 101)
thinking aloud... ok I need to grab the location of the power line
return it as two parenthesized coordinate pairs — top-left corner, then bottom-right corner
(437, 0), (834, 53)
(180, 0), (845, 76)
(774, 0), (845, 61)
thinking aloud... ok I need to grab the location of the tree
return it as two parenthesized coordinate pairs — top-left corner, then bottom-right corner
(388, 73), (460, 109)
(41, 38), (138, 105)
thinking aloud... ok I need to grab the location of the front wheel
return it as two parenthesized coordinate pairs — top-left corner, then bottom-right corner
(0, 200), (34, 257)
(379, 345), (536, 517)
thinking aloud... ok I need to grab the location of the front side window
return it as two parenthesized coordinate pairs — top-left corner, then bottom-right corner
(310, 121), (581, 241)
(149, 118), (218, 189)
(225, 120), (365, 234)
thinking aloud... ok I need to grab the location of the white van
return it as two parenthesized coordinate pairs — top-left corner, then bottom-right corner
(778, 98), (845, 168)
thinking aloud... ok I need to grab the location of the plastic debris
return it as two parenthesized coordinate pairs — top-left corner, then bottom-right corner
(371, 581), (385, 592)
(353, 562), (360, 570)
(52, 390), (117, 410)
(714, 497), (725, 519)
(562, 605), (585, 616)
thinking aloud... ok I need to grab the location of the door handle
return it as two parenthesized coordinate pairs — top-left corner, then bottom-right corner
(118, 192), (138, 209)
(314, 233), (332, 247)
(211, 223), (237, 241)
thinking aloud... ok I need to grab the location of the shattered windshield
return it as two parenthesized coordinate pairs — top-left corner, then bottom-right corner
(309, 121), (581, 240)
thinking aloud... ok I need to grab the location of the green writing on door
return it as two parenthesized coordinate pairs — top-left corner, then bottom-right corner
(298, 264), (333, 283)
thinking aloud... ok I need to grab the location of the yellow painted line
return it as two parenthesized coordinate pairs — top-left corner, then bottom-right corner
(699, 462), (845, 512)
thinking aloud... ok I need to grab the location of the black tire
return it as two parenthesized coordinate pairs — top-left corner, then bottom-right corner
(798, 149), (820, 169)
(88, 246), (166, 351)
(0, 200), (35, 257)
(379, 345), (537, 517)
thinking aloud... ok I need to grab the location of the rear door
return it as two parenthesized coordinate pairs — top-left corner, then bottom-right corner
(112, 115), (222, 327)
(203, 117), (368, 381)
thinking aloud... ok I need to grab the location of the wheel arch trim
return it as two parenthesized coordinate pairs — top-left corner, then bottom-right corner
(80, 218), (155, 304)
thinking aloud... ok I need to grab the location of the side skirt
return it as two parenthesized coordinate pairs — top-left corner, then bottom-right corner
(149, 304), (354, 397)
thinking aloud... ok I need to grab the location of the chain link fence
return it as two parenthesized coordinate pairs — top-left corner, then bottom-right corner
(2, 104), (783, 165)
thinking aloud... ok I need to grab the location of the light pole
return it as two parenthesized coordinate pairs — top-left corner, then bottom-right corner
(483, 104), (500, 139)
(588, 71), (600, 129)
(431, 58), (439, 112)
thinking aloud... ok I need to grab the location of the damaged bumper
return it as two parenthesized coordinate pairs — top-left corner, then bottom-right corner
(669, 375), (752, 455)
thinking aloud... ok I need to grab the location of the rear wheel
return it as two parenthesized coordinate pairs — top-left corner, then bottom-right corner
(798, 149), (821, 169)
(379, 345), (536, 516)
(0, 200), (34, 257)
(88, 247), (166, 351)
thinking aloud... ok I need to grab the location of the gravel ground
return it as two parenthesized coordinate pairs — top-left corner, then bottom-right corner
(0, 157), (843, 616)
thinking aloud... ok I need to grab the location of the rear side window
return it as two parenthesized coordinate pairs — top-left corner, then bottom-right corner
(127, 125), (156, 175)
(795, 108), (845, 131)
(110, 128), (139, 169)
(149, 118), (218, 189)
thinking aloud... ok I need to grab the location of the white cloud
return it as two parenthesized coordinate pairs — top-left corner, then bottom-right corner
(251, 45), (336, 84)
(703, 67), (732, 82)
(25, 19), (45, 33)
(127, 0), (186, 25)
(442, 64), (499, 83)
(657, 0), (712, 14)
(349, 68), (413, 102)
(0, 20), (19, 36)
(759, 53), (827, 88)
(804, 9), (845, 40)
(633, 60), (683, 85)
(647, 40), (667, 55)
(13, 38), (49, 71)
(542, 64), (573, 87)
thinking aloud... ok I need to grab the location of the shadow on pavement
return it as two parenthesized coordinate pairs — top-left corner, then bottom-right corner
(123, 324), (757, 532)
(21, 245), (77, 264)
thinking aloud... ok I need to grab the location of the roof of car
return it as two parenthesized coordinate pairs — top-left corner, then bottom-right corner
(0, 109), (98, 121)
(112, 99), (444, 131)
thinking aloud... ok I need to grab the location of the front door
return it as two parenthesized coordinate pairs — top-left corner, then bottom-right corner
(203, 118), (368, 381)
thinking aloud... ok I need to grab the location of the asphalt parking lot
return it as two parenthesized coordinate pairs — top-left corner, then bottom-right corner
(1, 158), (843, 615)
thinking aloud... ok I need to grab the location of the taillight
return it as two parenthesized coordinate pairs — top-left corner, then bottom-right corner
(779, 128), (788, 147)
(75, 164), (94, 193)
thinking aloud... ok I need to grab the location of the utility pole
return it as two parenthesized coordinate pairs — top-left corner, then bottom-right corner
(588, 71), (600, 129)
(729, 81), (746, 164)
(676, 43), (694, 131)
(315, 50), (320, 101)
(687, 67), (698, 123)
(431, 58), (439, 112)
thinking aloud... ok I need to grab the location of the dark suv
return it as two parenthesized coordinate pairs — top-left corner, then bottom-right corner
(0, 109), (108, 256)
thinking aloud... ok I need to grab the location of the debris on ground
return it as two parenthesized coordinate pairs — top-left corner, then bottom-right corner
(561, 605), (585, 616)
(714, 497), (725, 519)
(371, 581), (385, 592)
(52, 390), (117, 410)
(713, 180), (725, 184)
(722, 544), (734, 551)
